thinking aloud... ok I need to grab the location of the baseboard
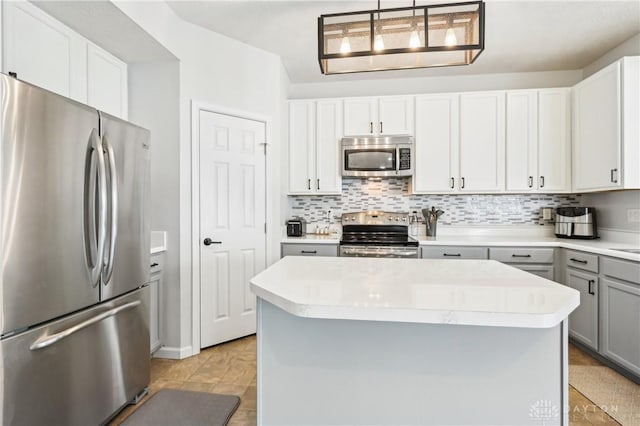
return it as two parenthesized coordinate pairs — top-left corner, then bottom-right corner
(153, 345), (194, 360)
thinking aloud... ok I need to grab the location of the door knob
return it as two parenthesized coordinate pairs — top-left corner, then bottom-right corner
(203, 238), (222, 246)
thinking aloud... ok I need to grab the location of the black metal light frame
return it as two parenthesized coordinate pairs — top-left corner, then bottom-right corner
(317, 0), (485, 75)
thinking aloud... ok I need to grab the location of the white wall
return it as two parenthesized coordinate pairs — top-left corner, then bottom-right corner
(128, 60), (181, 353)
(581, 191), (640, 233)
(113, 1), (286, 357)
(583, 33), (640, 78)
(289, 70), (582, 99)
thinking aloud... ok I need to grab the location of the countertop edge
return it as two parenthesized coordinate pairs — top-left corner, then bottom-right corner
(280, 237), (640, 261)
(250, 282), (580, 329)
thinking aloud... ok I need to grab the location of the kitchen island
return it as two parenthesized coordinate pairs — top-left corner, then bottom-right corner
(250, 256), (580, 425)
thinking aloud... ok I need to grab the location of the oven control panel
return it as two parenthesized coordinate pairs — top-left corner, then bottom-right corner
(341, 211), (409, 226)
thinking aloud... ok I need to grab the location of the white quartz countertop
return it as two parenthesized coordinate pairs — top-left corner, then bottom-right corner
(281, 234), (340, 244)
(281, 233), (640, 261)
(250, 256), (580, 329)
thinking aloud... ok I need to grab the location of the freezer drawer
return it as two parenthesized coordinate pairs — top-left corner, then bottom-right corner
(0, 287), (150, 425)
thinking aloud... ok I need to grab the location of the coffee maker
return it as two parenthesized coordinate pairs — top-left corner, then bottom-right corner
(554, 207), (597, 239)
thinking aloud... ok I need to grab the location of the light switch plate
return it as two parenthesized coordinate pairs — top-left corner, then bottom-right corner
(627, 208), (640, 223)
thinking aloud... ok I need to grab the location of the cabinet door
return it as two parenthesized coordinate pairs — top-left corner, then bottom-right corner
(459, 92), (505, 192)
(566, 269), (599, 351)
(315, 100), (342, 194)
(538, 89), (571, 192)
(414, 94), (459, 193)
(87, 44), (128, 119)
(506, 91), (537, 192)
(573, 61), (621, 191)
(343, 98), (377, 135)
(378, 96), (414, 135)
(149, 272), (162, 354)
(3, 1), (85, 100)
(601, 277), (640, 375)
(515, 265), (555, 280)
(289, 101), (315, 193)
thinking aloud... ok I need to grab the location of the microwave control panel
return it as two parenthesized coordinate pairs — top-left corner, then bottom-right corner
(399, 148), (411, 170)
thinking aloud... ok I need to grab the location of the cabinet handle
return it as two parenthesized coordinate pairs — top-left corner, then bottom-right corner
(150, 262), (159, 268)
(539, 176), (545, 188)
(450, 177), (455, 189)
(317, 179), (320, 190)
(528, 176), (533, 188)
(380, 121), (383, 134)
(460, 177), (465, 189)
(511, 254), (531, 258)
(588, 279), (595, 295)
(301, 250), (317, 254)
(611, 168), (618, 183)
(569, 258), (588, 264)
(307, 179), (311, 190)
(369, 122), (373, 134)
(443, 253), (461, 257)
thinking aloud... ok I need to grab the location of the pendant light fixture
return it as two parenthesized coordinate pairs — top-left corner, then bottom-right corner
(318, 0), (485, 75)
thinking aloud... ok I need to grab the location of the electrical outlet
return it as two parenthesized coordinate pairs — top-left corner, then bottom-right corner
(627, 208), (640, 223)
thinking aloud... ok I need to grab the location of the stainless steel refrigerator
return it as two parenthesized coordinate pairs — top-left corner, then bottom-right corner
(0, 74), (151, 424)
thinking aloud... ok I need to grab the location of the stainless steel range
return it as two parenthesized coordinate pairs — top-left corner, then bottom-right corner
(339, 211), (419, 258)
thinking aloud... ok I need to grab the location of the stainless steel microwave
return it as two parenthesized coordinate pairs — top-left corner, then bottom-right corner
(341, 135), (413, 177)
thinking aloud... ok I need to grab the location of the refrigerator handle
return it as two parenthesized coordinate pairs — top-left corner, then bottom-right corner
(29, 301), (141, 351)
(102, 136), (118, 285)
(83, 130), (108, 287)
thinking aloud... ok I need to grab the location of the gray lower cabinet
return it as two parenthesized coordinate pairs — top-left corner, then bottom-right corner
(421, 246), (488, 259)
(565, 268), (599, 351)
(600, 257), (640, 376)
(281, 243), (338, 258)
(489, 247), (555, 279)
(150, 253), (164, 354)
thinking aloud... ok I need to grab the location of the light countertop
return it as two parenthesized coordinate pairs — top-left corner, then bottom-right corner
(280, 229), (640, 261)
(250, 256), (579, 329)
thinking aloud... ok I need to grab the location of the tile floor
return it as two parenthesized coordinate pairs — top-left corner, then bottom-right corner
(111, 335), (623, 425)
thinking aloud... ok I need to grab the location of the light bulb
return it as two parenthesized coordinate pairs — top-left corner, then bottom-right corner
(444, 27), (457, 46)
(409, 30), (421, 48)
(374, 34), (385, 51)
(340, 36), (351, 54)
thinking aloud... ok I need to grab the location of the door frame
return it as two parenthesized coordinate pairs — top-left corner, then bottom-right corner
(190, 100), (272, 356)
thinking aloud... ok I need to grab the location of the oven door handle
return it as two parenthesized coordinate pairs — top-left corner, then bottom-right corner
(341, 248), (417, 257)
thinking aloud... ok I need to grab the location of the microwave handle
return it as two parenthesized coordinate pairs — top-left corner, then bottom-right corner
(396, 147), (400, 174)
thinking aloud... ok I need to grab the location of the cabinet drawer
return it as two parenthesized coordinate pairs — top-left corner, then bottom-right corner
(566, 250), (599, 273)
(281, 243), (338, 257)
(150, 255), (164, 274)
(601, 257), (640, 284)
(421, 246), (488, 259)
(490, 248), (554, 264)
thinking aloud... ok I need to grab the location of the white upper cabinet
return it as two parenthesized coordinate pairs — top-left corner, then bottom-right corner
(344, 98), (377, 135)
(3, 1), (85, 101)
(343, 96), (413, 136)
(413, 94), (459, 193)
(315, 100), (343, 194)
(506, 89), (571, 193)
(289, 100), (315, 194)
(573, 57), (640, 192)
(288, 100), (342, 195)
(538, 89), (571, 192)
(378, 96), (414, 135)
(87, 44), (128, 118)
(2, 1), (128, 118)
(459, 91), (506, 192)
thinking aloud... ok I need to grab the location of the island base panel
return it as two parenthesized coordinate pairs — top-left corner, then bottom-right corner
(257, 298), (567, 426)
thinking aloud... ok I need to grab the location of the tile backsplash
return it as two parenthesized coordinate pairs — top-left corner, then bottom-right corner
(289, 178), (581, 225)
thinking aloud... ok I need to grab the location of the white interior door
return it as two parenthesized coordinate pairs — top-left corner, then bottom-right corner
(199, 111), (266, 348)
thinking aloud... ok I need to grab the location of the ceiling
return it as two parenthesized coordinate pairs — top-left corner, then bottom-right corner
(166, 0), (640, 83)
